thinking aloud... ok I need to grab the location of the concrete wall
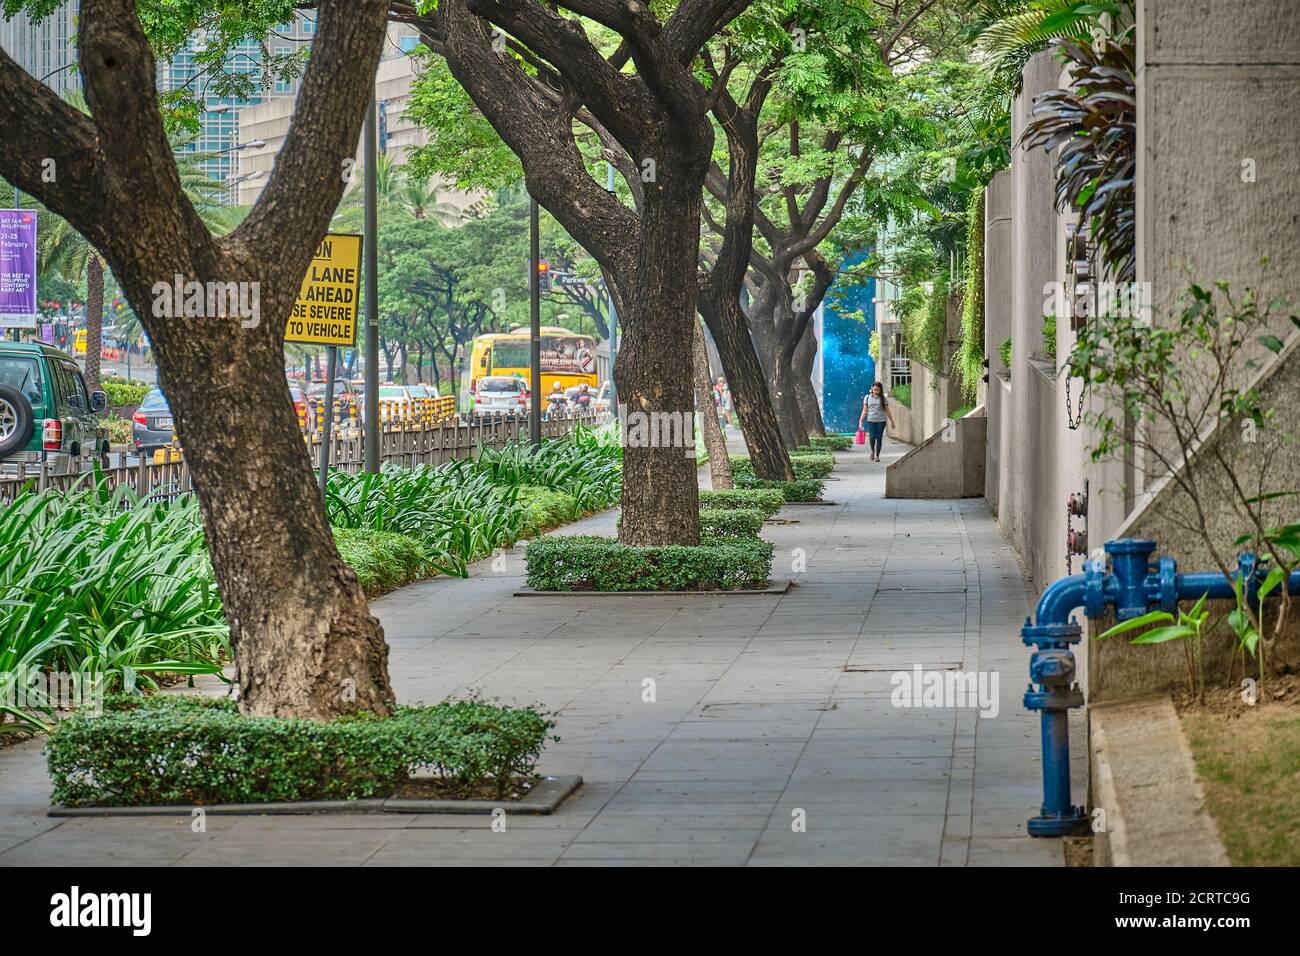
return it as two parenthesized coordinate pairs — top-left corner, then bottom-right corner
(885, 412), (986, 499)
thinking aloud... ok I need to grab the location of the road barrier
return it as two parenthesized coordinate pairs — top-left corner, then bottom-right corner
(0, 412), (608, 505)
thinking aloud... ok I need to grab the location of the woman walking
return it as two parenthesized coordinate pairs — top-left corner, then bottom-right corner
(858, 382), (895, 462)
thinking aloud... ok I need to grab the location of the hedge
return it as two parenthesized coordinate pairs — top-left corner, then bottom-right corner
(333, 527), (431, 597)
(730, 452), (833, 480)
(698, 488), (784, 518)
(805, 434), (853, 452)
(733, 474), (826, 502)
(47, 694), (556, 806)
(102, 377), (151, 409)
(524, 534), (774, 591)
(699, 507), (764, 538)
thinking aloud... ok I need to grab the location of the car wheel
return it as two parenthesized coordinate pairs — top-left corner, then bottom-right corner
(0, 384), (35, 458)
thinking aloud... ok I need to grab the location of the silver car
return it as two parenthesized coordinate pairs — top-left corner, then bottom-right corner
(474, 376), (528, 417)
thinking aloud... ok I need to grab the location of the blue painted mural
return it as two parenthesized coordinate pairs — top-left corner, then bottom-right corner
(819, 262), (876, 434)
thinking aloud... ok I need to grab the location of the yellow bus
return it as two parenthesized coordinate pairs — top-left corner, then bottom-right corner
(74, 329), (87, 356)
(464, 327), (598, 410)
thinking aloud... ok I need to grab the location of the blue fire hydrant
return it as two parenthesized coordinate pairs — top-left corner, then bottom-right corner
(1023, 537), (1300, 837)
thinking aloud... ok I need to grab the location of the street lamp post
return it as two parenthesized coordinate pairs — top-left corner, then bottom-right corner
(363, 96), (380, 473)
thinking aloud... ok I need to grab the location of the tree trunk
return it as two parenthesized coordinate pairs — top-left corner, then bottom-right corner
(693, 320), (732, 490)
(84, 256), (103, 392)
(697, 298), (794, 481)
(794, 322), (825, 437)
(614, 148), (703, 547)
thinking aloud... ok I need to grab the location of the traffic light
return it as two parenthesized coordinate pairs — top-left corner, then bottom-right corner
(537, 260), (550, 292)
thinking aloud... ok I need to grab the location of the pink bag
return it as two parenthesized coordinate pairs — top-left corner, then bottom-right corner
(854, 429), (866, 445)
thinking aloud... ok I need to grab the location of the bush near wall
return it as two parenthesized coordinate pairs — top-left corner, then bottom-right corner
(524, 535), (774, 591)
(730, 452), (833, 480)
(516, 485), (582, 538)
(953, 186), (986, 403)
(732, 475), (826, 502)
(891, 383), (912, 408)
(698, 488), (785, 518)
(47, 695), (555, 807)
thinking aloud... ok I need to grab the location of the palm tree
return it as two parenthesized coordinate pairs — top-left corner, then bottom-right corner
(972, 1), (1125, 94)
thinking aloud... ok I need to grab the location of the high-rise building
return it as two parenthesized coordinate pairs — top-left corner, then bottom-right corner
(0, 1), (81, 95)
(159, 13), (317, 184)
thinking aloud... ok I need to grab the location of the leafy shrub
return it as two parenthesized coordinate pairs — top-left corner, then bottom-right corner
(733, 475), (826, 502)
(1043, 312), (1057, 363)
(524, 535), (774, 591)
(730, 452), (833, 480)
(0, 483), (228, 733)
(516, 485), (581, 538)
(892, 383), (912, 408)
(47, 694), (555, 806)
(998, 338), (1012, 371)
(698, 488), (785, 518)
(99, 414), (132, 445)
(333, 528), (431, 597)
(101, 377), (150, 409)
(903, 274), (948, 373)
(699, 507), (764, 539)
(806, 434), (852, 452)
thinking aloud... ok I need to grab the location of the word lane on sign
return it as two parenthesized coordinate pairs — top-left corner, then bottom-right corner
(286, 233), (362, 346)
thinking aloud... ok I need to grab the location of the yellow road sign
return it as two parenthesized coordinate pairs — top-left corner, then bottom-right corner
(286, 233), (362, 346)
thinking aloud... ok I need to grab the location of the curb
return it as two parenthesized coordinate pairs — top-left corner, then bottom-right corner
(1089, 696), (1229, 866)
(512, 580), (792, 597)
(49, 775), (583, 818)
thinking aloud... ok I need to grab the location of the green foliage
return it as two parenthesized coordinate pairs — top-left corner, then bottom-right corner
(730, 453), (834, 481)
(903, 274), (949, 373)
(1043, 312), (1057, 363)
(971, 1), (1124, 95)
(0, 482), (228, 733)
(953, 186), (986, 402)
(524, 535), (774, 592)
(732, 475), (827, 502)
(999, 337), (1013, 371)
(102, 378), (150, 408)
(1097, 592), (1211, 702)
(892, 383), (913, 408)
(697, 488), (785, 519)
(699, 508), (765, 539)
(332, 528), (432, 598)
(516, 486), (582, 539)
(47, 693), (555, 807)
(1020, 25), (1136, 281)
(99, 415), (133, 445)
(804, 434), (854, 452)
(869, 328), (881, 363)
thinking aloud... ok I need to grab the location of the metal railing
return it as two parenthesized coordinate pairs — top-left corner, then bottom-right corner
(0, 411), (608, 505)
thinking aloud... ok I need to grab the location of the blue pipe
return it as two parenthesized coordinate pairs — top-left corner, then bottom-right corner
(1024, 538), (1300, 837)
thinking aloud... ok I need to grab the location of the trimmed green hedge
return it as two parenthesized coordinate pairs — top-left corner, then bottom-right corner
(730, 452), (833, 480)
(517, 485), (582, 538)
(333, 527), (430, 597)
(698, 488), (784, 518)
(699, 507), (764, 539)
(733, 474), (826, 502)
(102, 377), (151, 408)
(47, 694), (556, 807)
(892, 383), (912, 408)
(805, 434), (853, 452)
(524, 534), (774, 591)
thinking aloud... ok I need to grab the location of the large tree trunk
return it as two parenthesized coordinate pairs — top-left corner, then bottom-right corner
(693, 320), (732, 490)
(0, 0), (397, 721)
(84, 255), (104, 392)
(614, 152), (703, 546)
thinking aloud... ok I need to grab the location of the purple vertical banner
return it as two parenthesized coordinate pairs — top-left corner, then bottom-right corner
(0, 209), (38, 329)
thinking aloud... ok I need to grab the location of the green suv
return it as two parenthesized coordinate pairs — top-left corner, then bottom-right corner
(0, 342), (110, 475)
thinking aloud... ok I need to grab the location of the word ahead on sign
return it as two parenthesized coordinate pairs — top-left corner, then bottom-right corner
(286, 233), (362, 346)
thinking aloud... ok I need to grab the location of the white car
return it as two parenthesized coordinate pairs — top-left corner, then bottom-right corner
(473, 376), (529, 417)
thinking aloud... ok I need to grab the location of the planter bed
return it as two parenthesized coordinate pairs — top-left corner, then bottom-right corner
(732, 475), (827, 502)
(523, 534), (774, 592)
(47, 694), (560, 812)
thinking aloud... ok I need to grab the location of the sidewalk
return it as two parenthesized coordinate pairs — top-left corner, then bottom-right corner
(0, 434), (1062, 866)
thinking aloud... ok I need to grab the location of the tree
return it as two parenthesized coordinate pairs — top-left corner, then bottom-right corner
(401, 0), (764, 546)
(0, 0), (396, 720)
